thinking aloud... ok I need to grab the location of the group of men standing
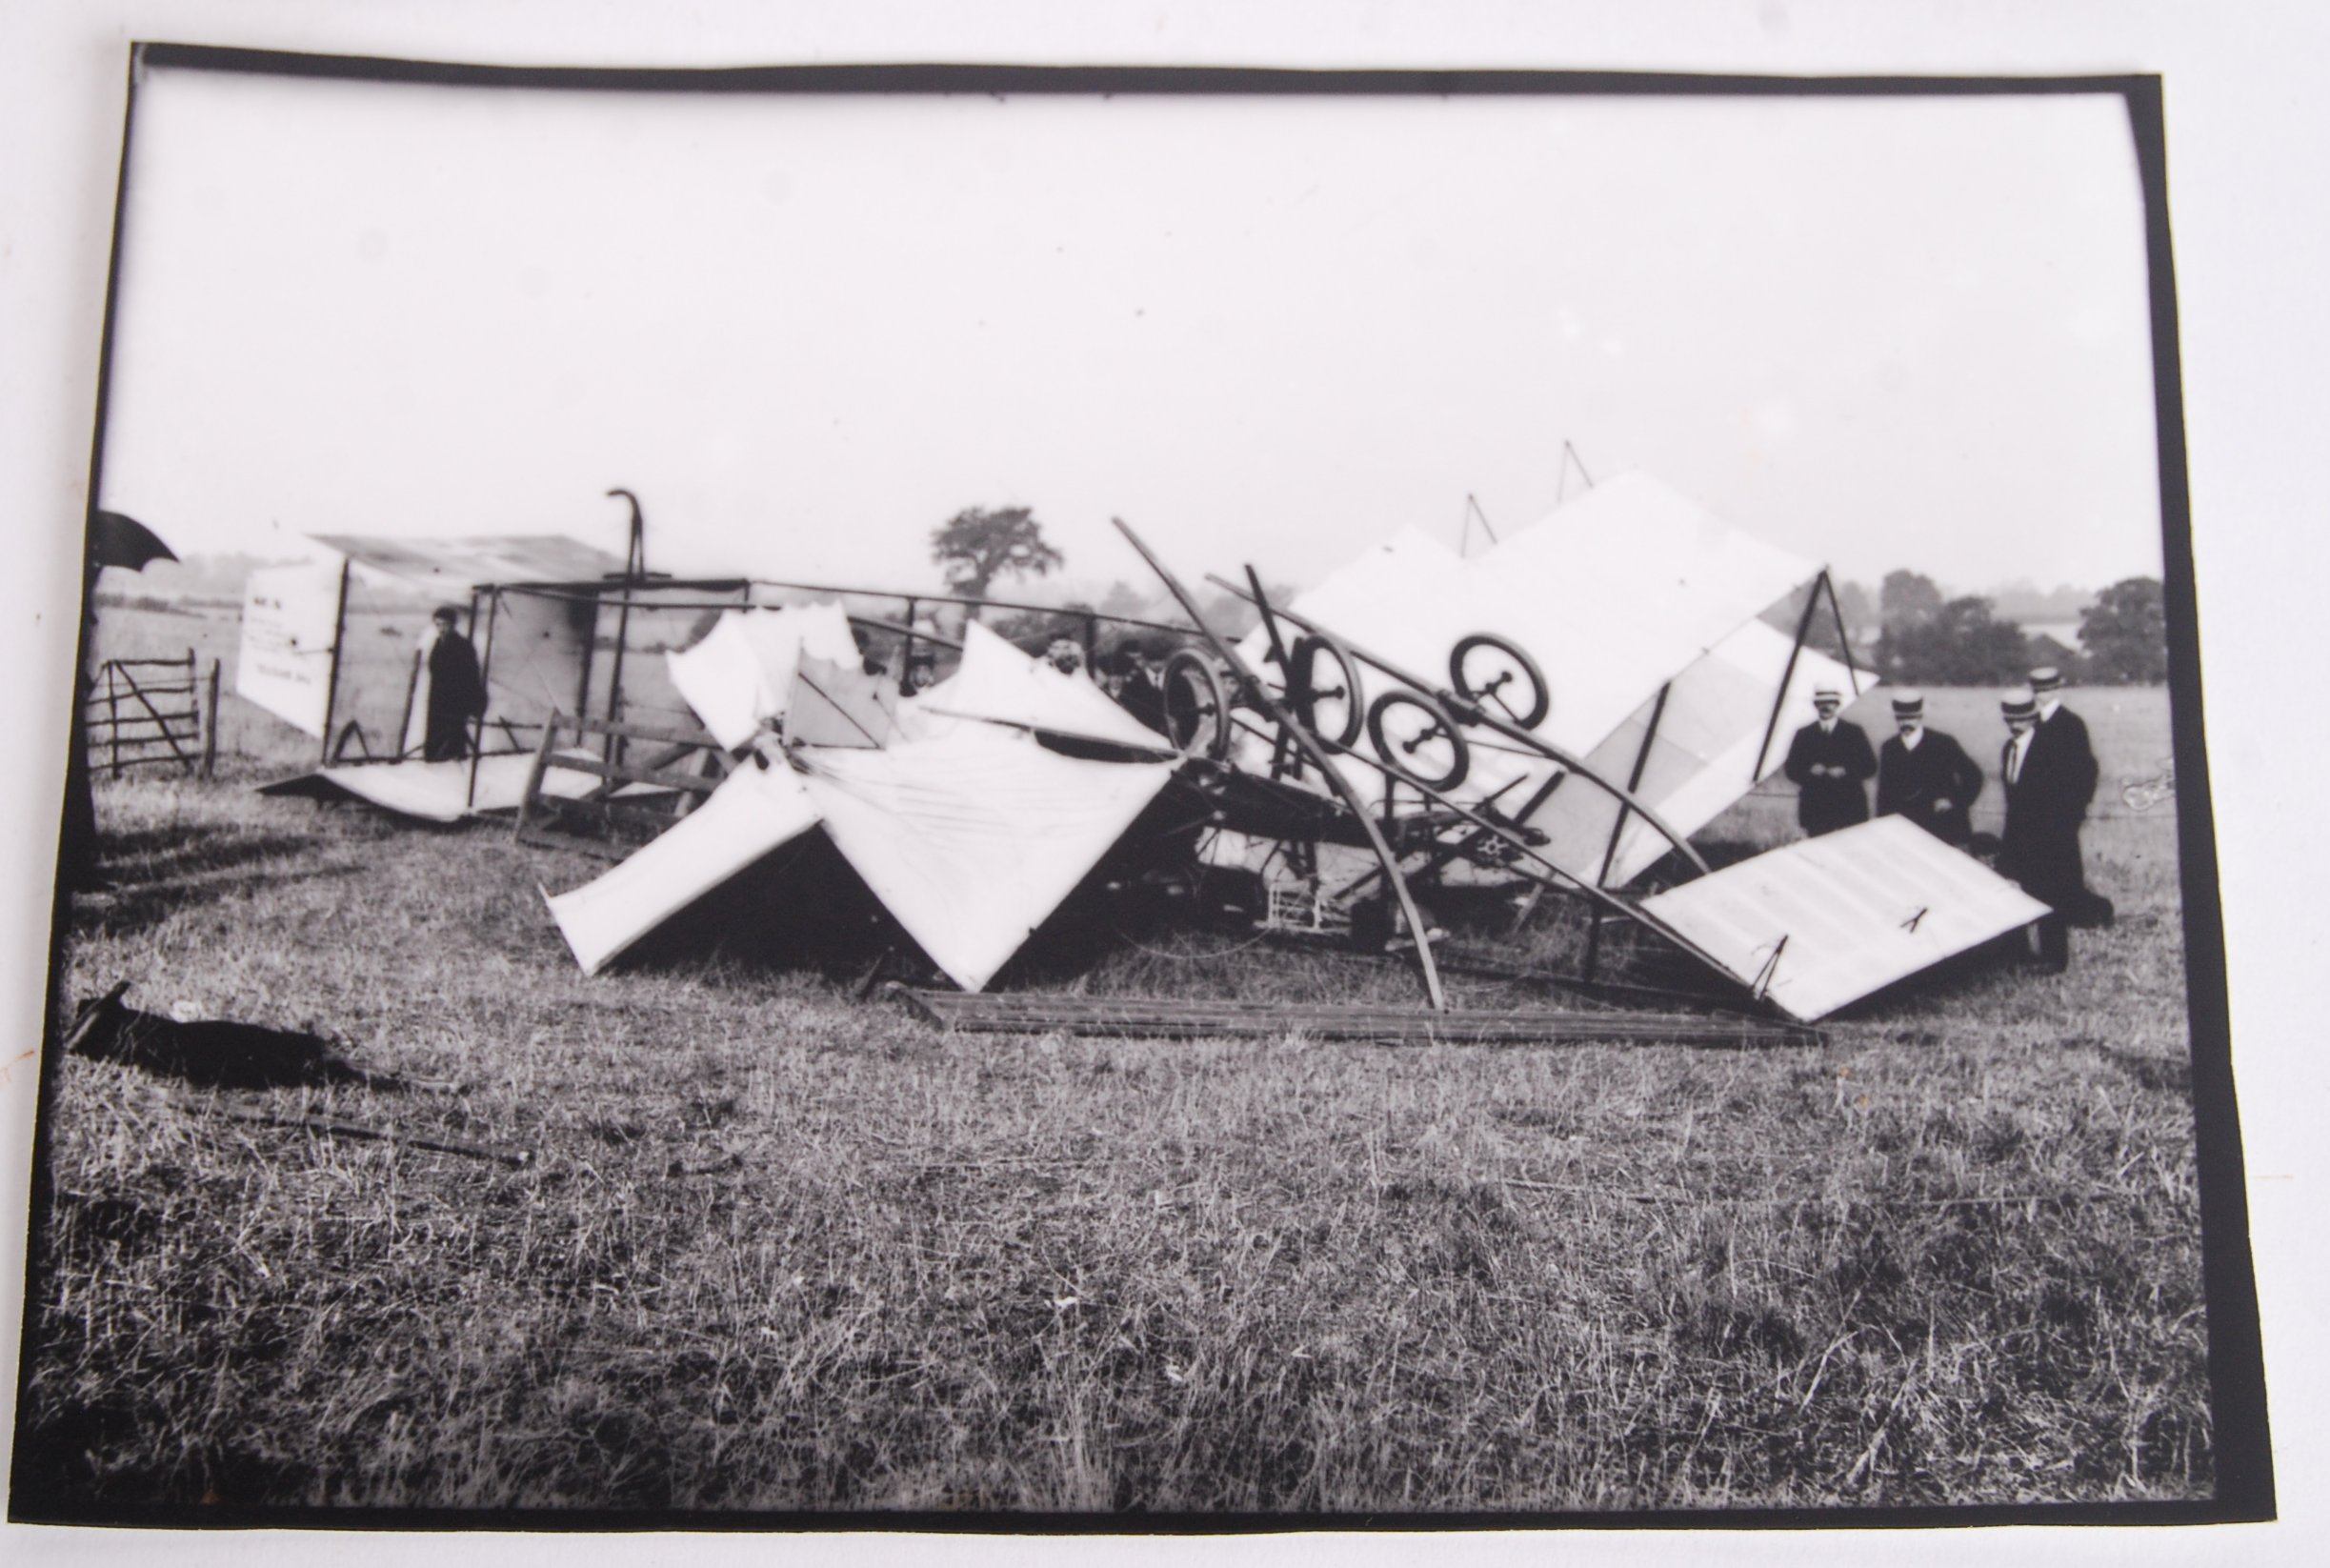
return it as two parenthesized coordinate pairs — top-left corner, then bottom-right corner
(1782, 667), (2102, 973)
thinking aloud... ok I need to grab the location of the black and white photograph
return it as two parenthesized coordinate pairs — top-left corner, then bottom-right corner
(0, 5), (2308, 1554)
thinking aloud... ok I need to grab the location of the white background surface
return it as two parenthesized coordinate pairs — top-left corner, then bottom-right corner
(4, 4), (2322, 1565)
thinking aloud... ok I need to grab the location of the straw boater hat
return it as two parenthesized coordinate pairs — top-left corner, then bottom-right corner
(2029, 666), (2064, 694)
(1891, 690), (1925, 720)
(2000, 685), (2039, 721)
(1812, 684), (1842, 705)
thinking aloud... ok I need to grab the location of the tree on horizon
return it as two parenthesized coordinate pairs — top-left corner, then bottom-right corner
(929, 506), (1065, 608)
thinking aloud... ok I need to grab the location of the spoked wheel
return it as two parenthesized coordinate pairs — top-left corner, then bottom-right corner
(1449, 633), (1549, 730)
(1285, 631), (1366, 754)
(1366, 689), (1472, 792)
(1160, 649), (1232, 761)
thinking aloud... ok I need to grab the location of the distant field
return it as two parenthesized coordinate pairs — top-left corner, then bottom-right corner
(15, 620), (2212, 1516)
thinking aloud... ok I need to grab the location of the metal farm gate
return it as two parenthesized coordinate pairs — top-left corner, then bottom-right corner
(85, 650), (220, 778)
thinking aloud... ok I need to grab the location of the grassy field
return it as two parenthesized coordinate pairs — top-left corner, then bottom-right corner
(11, 651), (2212, 1516)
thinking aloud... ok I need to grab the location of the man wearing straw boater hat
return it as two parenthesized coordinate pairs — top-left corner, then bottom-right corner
(1997, 671), (2101, 972)
(1781, 683), (1877, 836)
(1875, 690), (1983, 847)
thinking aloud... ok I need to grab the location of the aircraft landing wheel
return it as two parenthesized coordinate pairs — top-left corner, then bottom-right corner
(1366, 689), (1471, 792)
(1449, 633), (1549, 730)
(1160, 649), (1231, 761)
(1286, 631), (1366, 754)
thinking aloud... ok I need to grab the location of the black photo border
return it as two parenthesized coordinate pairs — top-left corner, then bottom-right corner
(9, 41), (2272, 1534)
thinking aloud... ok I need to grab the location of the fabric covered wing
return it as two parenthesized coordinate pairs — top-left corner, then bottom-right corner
(259, 754), (602, 822)
(801, 726), (1177, 992)
(666, 604), (863, 750)
(915, 622), (1177, 753)
(1531, 624), (1867, 888)
(1638, 815), (2049, 1022)
(543, 759), (822, 975)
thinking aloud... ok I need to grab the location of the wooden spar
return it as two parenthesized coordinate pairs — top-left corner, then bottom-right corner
(846, 613), (965, 653)
(1596, 680), (1673, 889)
(1112, 518), (1447, 1012)
(1821, 569), (1864, 696)
(314, 557), (351, 769)
(1233, 689), (1740, 991)
(894, 988), (1819, 1048)
(1206, 574), (1711, 878)
(466, 588), (496, 812)
(1244, 564), (1299, 781)
(1755, 573), (1826, 783)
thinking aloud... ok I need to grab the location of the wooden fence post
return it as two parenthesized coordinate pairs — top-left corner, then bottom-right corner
(202, 657), (221, 779)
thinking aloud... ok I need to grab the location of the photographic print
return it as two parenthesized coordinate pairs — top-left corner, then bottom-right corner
(9, 48), (2266, 1527)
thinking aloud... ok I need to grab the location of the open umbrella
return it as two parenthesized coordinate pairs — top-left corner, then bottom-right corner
(90, 510), (179, 572)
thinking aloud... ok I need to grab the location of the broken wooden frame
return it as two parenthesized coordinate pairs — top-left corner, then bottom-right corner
(1132, 564), (1762, 1011)
(894, 986), (1822, 1049)
(512, 710), (733, 860)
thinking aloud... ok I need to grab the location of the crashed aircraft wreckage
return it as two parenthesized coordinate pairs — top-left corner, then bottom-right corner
(235, 476), (2052, 1025)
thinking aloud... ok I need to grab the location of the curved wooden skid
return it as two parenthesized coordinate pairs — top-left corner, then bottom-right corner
(1114, 520), (1447, 1011)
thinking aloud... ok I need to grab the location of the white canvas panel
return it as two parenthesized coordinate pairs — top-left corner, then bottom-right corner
(917, 622), (1176, 753)
(1638, 815), (2050, 1022)
(786, 655), (898, 750)
(1222, 473), (1829, 839)
(1471, 472), (1823, 751)
(479, 589), (596, 732)
(665, 602), (862, 750)
(544, 758), (822, 976)
(1533, 625), (1866, 888)
(236, 558), (345, 738)
(295, 753), (601, 823)
(1231, 527), (1474, 711)
(1226, 528), (1543, 814)
(802, 726), (1177, 992)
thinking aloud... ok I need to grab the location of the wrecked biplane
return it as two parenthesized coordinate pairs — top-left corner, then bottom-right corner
(514, 473), (2048, 1024)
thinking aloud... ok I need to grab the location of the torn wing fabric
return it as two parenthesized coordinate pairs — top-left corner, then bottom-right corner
(543, 759), (822, 975)
(259, 754), (603, 823)
(914, 622), (1176, 753)
(800, 726), (1178, 992)
(1529, 625), (1868, 888)
(1637, 815), (2049, 1022)
(666, 603), (863, 750)
(786, 655), (898, 750)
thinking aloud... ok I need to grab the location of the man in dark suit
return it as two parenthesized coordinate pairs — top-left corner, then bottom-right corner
(1111, 643), (1169, 734)
(1875, 689), (1983, 846)
(1782, 684), (1877, 835)
(420, 605), (488, 762)
(1997, 673), (2100, 972)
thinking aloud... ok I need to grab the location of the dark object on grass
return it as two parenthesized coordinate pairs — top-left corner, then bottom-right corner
(61, 982), (423, 1091)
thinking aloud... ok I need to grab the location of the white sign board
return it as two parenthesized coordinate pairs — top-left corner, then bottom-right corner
(237, 559), (345, 738)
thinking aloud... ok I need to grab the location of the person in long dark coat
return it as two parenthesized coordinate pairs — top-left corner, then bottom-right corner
(1782, 684), (1877, 835)
(1875, 689), (1984, 846)
(1997, 676), (2099, 972)
(421, 605), (488, 762)
(2026, 665), (2109, 926)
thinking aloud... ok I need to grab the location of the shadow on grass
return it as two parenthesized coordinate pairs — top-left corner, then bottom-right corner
(74, 852), (366, 941)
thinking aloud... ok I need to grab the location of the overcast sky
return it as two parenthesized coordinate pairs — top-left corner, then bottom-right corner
(95, 65), (2165, 602)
